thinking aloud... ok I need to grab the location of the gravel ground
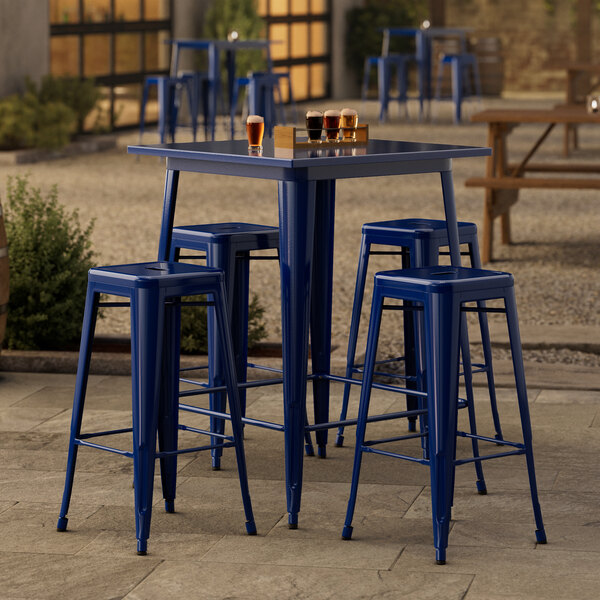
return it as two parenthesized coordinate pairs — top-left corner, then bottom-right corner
(1, 95), (598, 364)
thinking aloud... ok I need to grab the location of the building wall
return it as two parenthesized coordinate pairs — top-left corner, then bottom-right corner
(0, 0), (49, 97)
(446, 0), (598, 93)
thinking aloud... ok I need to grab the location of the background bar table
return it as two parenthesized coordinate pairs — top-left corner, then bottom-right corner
(128, 138), (490, 528)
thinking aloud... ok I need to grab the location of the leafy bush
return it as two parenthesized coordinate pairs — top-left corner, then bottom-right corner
(180, 294), (266, 355)
(0, 93), (76, 151)
(3, 175), (96, 350)
(27, 75), (101, 134)
(203, 0), (266, 78)
(345, 0), (427, 87)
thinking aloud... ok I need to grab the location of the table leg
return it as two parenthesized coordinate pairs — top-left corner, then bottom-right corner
(278, 179), (317, 528)
(208, 45), (219, 141)
(310, 180), (335, 458)
(440, 169), (462, 266)
(157, 169), (180, 261)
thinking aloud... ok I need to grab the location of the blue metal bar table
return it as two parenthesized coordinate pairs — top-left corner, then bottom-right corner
(167, 39), (274, 140)
(381, 26), (473, 120)
(127, 137), (490, 528)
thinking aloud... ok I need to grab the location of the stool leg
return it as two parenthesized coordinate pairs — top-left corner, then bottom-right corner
(336, 235), (371, 447)
(451, 57), (462, 123)
(342, 286), (384, 541)
(157, 299), (180, 514)
(131, 287), (165, 555)
(459, 316), (487, 495)
(139, 82), (150, 143)
(469, 240), (503, 442)
(402, 246), (419, 433)
(378, 58), (390, 122)
(213, 284), (257, 535)
(504, 289), (547, 544)
(424, 293), (461, 565)
(206, 243), (237, 470)
(232, 252), (250, 420)
(57, 285), (100, 532)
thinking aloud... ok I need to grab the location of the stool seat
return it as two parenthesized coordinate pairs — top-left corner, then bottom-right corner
(171, 223), (279, 251)
(376, 265), (512, 295)
(57, 261), (256, 554)
(363, 218), (477, 242)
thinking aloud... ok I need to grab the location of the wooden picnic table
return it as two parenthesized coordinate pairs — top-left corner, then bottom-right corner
(466, 106), (600, 263)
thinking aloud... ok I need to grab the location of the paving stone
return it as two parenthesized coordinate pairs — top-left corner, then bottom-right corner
(124, 561), (474, 600)
(536, 389), (600, 405)
(449, 520), (536, 549)
(0, 501), (102, 554)
(31, 408), (132, 433)
(14, 384), (131, 411)
(552, 466), (600, 493)
(465, 572), (600, 600)
(82, 504), (283, 537)
(395, 543), (600, 575)
(0, 406), (67, 432)
(202, 534), (403, 570)
(0, 431), (65, 451)
(0, 551), (160, 600)
(408, 486), (600, 526)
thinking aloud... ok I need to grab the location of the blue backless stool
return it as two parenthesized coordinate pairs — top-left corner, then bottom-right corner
(336, 218), (503, 449)
(342, 265), (546, 565)
(169, 223), (317, 467)
(56, 261), (256, 554)
(377, 54), (412, 122)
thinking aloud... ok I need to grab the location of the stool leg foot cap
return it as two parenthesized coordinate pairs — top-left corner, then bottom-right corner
(288, 514), (298, 529)
(317, 445), (327, 459)
(476, 480), (487, 495)
(165, 500), (175, 513)
(137, 540), (147, 555)
(435, 549), (446, 565)
(536, 529), (547, 544)
(56, 517), (68, 531)
(246, 520), (257, 535)
(342, 525), (353, 540)
(436, 559), (446, 565)
(335, 435), (344, 447)
(305, 444), (315, 457)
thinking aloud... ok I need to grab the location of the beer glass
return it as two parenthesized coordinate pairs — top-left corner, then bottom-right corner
(323, 109), (341, 142)
(246, 115), (264, 149)
(340, 108), (358, 141)
(305, 110), (323, 143)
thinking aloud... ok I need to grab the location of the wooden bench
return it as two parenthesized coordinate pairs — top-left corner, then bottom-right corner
(467, 107), (600, 263)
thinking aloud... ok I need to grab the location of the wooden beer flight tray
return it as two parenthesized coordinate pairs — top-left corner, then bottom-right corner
(274, 124), (369, 149)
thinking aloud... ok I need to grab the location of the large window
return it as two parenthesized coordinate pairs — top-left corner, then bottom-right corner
(49, 0), (172, 129)
(257, 0), (331, 102)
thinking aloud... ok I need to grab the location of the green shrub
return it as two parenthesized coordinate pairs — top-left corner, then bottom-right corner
(0, 92), (76, 151)
(3, 175), (96, 350)
(180, 294), (266, 355)
(27, 75), (101, 134)
(345, 0), (427, 87)
(203, 0), (266, 77)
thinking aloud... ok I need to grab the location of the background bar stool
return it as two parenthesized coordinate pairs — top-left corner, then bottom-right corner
(377, 54), (412, 122)
(56, 261), (256, 555)
(342, 265), (546, 565)
(336, 218), (502, 449)
(139, 74), (200, 144)
(169, 223), (315, 468)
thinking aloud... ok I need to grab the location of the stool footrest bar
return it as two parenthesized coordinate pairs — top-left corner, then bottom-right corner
(179, 402), (285, 432)
(454, 449), (526, 465)
(246, 362), (284, 374)
(306, 408), (427, 432)
(75, 439), (133, 457)
(457, 430), (522, 448)
(157, 442), (236, 457)
(178, 423), (232, 439)
(364, 432), (426, 445)
(79, 427), (133, 439)
(98, 302), (130, 308)
(363, 446), (429, 464)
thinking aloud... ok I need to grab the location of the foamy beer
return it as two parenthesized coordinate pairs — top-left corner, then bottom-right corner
(323, 109), (341, 142)
(341, 107), (358, 140)
(305, 110), (323, 142)
(246, 114), (264, 149)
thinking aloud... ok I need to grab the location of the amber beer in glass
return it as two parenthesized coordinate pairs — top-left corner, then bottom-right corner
(305, 110), (323, 143)
(246, 115), (264, 149)
(341, 108), (358, 141)
(323, 109), (341, 142)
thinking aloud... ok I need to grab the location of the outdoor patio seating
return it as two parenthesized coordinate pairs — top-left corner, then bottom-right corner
(56, 261), (256, 555)
(335, 218), (502, 447)
(341, 265), (547, 565)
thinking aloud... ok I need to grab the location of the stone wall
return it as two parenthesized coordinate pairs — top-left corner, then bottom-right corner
(0, 0), (49, 97)
(446, 0), (599, 93)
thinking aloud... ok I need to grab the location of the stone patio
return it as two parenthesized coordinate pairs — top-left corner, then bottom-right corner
(1, 366), (599, 599)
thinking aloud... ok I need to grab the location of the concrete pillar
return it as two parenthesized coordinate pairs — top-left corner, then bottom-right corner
(330, 0), (362, 99)
(0, 0), (49, 97)
(171, 0), (211, 71)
